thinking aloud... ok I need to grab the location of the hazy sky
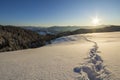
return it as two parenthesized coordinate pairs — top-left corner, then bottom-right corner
(0, 0), (120, 26)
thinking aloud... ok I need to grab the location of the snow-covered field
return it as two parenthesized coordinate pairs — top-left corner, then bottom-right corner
(0, 32), (119, 80)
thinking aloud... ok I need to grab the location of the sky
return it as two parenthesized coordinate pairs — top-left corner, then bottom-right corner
(0, 0), (120, 27)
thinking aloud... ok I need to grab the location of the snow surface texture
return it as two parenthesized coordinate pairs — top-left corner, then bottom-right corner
(0, 38), (92, 80)
(73, 36), (111, 80)
(0, 32), (120, 80)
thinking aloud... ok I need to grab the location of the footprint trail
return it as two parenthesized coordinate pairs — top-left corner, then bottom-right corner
(73, 36), (111, 80)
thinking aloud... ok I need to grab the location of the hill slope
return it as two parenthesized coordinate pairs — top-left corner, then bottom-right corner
(0, 25), (51, 52)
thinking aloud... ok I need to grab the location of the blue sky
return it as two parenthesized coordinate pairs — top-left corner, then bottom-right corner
(0, 0), (120, 26)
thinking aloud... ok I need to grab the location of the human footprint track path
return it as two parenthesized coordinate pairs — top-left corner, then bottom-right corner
(73, 36), (111, 80)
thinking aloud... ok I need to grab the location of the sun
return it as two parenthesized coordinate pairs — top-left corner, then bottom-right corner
(92, 16), (100, 26)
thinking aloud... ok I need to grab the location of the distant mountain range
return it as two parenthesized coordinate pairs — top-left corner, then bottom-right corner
(24, 25), (120, 35)
(55, 25), (120, 38)
(73, 25), (120, 34)
(24, 26), (82, 35)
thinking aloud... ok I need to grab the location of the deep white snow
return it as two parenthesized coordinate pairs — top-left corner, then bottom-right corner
(0, 32), (120, 80)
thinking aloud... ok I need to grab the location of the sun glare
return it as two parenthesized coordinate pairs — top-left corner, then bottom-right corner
(92, 16), (100, 26)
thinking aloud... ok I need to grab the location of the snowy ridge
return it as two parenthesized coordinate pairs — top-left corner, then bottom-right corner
(73, 36), (111, 80)
(51, 36), (77, 44)
(51, 35), (86, 44)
